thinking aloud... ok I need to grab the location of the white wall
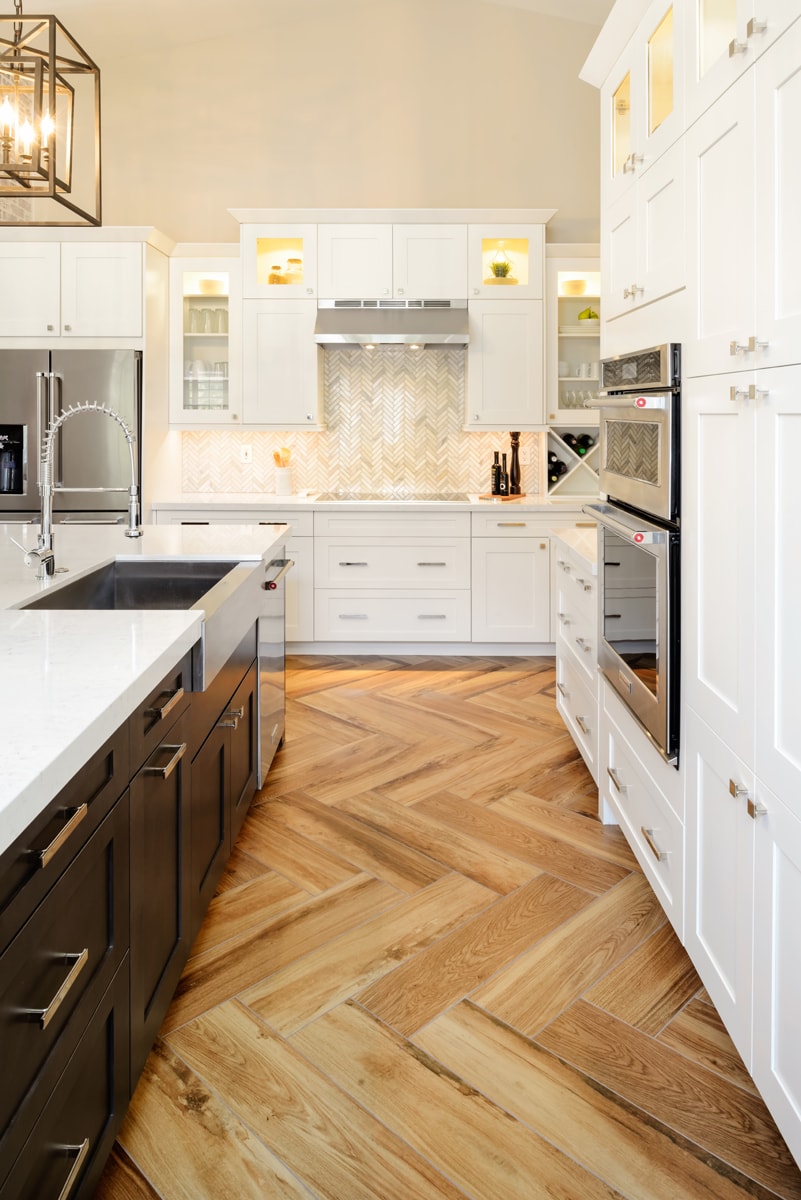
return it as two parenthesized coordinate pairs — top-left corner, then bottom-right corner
(96, 0), (600, 243)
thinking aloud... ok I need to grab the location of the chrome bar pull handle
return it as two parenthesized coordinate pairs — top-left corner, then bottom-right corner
(623, 283), (643, 299)
(730, 339), (748, 355)
(641, 826), (668, 862)
(747, 16), (767, 37)
(55, 1139), (90, 1200)
(417, 561), (447, 567)
(144, 743), (187, 780)
(730, 386), (749, 402)
(34, 804), (88, 869)
(146, 687), (185, 722)
(24, 948), (89, 1030)
(575, 636), (591, 652)
(747, 384), (769, 401)
(339, 561), (369, 567)
(729, 37), (748, 55)
(576, 715), (591, 736)
(729, 778), (750, 801)
(606, 766), (627, 792)
(748, 797), (768, 820)
(748, 335), (769, 352)
(556, 682), (568, 698)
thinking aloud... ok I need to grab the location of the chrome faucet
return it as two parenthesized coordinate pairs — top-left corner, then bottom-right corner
(28, 401), (142, 578)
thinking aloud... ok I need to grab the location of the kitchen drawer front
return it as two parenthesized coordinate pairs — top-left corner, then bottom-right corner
(556, 648), (599, 782)
(159, 508), (315, 536)
(315, 537), (470, 589)
(0, 793), (129, 1167)
(314, 590), (471, 641)
(554, 551), (597, 616)
(472, 512), (557, 538)
(129, 651), (192, 773)
(600, 696), (684, 936)
(0, 960), (130, 1200)
(314, 511), (471, 538)
(554, 585), (596, 685)
(0, 723), (128, 957)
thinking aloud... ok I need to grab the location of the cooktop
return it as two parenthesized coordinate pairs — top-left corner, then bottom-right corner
(314, 491), (471, 502)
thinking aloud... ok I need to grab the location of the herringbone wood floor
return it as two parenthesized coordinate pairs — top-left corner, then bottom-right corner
(95, 656), (801, 1200)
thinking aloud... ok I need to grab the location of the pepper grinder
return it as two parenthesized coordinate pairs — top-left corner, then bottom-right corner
(509, 431), (521, 495)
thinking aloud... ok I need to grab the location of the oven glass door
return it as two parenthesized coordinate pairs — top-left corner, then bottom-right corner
(598, 396), (675, 523)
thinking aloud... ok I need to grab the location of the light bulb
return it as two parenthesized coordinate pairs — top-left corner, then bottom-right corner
(41, 111), (54, 140)
(18, 118), (34, 158)
(0, 96), (16, 138)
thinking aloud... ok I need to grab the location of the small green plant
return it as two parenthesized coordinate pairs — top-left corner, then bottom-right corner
(491, 261), (511, 278)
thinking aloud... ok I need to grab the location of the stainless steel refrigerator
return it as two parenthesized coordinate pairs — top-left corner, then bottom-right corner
(0, 349), (142, 525)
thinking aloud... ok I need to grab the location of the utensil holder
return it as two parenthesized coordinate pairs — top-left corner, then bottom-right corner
(275, 466), (292, 496)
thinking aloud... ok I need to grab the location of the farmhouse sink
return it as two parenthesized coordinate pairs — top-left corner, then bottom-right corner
(24, 558), (267, 691)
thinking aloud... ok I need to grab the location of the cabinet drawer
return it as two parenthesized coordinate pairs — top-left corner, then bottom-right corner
(0, 723), (128, 957)
(314, 537), (470, 588)
(556, 648), (599, 782)
(0, 961), (129, 1200)
(600, 698), (684, 935)
(554, 589), (596, 684)
(472, 512), (555, 537)
(314, 511), (471, 538)
(314, 590), (471, 641)
(129, 652), (192, 774)
(0, 794), (129, 1169)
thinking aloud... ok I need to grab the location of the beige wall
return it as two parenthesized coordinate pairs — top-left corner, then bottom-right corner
(99, 0), (600, 243)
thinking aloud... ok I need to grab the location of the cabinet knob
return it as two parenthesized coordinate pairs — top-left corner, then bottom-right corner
(623, 284), (643, 299)
(729, 778), (750, 801)
(306, 413), (313, 421)
(473, 287), (480, 295)
(46, 323), (54, 331)
(728, 37), (748, 55)
(306, 287), (313, 295)
(748, 334), (769, 352)
(747, 16), (767, 37)
(397, 287), (405, 296)
(63, 323), (72, 331)
(729, 339), (749, 355)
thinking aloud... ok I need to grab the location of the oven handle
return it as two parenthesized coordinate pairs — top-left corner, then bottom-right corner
(585, 393), (667, 409)
(583, 504), (667, 546)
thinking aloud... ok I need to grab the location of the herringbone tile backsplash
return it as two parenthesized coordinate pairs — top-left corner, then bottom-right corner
(182, 347), (543, 495)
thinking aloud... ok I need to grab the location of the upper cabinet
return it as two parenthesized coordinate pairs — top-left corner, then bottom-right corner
(545, 256), (601, 425)
(317, 223), (467, 299)
(468, 225), (544, 300)
(242, 298), (323, 429)
(601, 0), (685, 207)
(317, 224), (394, 298)
(0, 241), (143, 338)
(241, 224), (318, 298)
(466, 299), (544, 429)
(169, 257), (242, 427)
(392, 224), (467, 298)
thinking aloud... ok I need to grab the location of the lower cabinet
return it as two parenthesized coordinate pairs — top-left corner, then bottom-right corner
(471, 513), (552, 642)
(553, 529), (599, 781)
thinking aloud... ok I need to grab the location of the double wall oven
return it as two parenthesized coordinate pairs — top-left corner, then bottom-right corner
(584, 343), (681, 764)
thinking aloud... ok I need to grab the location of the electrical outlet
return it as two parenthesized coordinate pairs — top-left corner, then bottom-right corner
(240, 444), (253, 465)
(519, 446), (531, 466)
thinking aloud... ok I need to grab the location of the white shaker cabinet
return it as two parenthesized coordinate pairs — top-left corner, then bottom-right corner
(0, 241), (143, 338)
(392, 224), (467, 299)
(241, 299), (323, 429)
(466, 299), (544, 429)
(317, 224), (393, 299)
(467, 224), (544, 300)
(241, 224), (317, 299)
(471, 514), (551, 643)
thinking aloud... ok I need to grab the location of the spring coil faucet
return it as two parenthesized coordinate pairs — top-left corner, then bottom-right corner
(27, 401), (142, 578)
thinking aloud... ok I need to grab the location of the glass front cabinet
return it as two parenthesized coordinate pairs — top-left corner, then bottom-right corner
(169, 258), (242, 426)
(468, 225), (545, 300)
(241, 224), (317, 299)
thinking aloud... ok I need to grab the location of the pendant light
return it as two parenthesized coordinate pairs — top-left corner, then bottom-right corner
(0, 0), (101, 225)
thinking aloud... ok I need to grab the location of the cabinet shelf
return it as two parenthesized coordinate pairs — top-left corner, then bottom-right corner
(547, 426), (600, 498)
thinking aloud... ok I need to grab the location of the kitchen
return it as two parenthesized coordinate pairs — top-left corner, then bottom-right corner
(0, 0), (800, 1197)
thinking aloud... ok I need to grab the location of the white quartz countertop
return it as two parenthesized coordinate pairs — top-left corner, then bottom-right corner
(0, 521), (288, 856)
(552, 525), (599, 574)
(151, 492), (589, 512)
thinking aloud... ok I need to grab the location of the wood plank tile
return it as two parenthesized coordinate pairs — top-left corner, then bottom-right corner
(189, 871), (308, 958)
(339, 789), (540, 893)
(93, 1145), (164, 1200)
(291, 1000), (626, 1200)
(373, 734), (529, 805)
(301, 686), (494, 747)
(236, 805), (359, 893)
(536, 1000), (801, 1199)
(112, 1039), (315, 1200)
(659, 998), (759, 1095)
(358, 874), (594, 1037)
(300, 735), (471, 806)
(161, 874), (400, 1033)
(416, 793), (633, 894)
(241, 873), (496, 1035)
(472, 873), (666, 1035)
(166, 1000), (468, 1200)
(491, 788), (639, 871)
(213, 845), (272, 895)
(263, 792), (449, 892)
(414, 1000), (778, 1200)
(583, 923), (702, 1035)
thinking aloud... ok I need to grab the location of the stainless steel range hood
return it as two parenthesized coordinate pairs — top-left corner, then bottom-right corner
(314, 299), (469, 346)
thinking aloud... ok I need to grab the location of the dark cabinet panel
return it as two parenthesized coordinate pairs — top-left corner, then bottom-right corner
(129, 712), (191, 1089)
(189, 722), (228, 942)
(229, 661), (259, 845)
(129, 652), (192, 775)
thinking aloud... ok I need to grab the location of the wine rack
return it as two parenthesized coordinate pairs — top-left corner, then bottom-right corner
(546, 426), (601, 497)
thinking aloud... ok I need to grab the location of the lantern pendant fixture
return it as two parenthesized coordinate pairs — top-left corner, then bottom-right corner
(0, 0), (101, 225)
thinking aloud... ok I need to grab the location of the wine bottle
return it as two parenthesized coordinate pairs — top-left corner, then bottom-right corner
(561, 432), (579, 452)
(576, 433), (595, 454)
(499, 452), (510, 496)
(549, 457), (567, 485)
(491, 450), (501, 495)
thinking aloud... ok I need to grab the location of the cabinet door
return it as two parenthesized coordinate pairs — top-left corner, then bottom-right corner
(169, 257), (242, 427)
(241, 224), (317, 298)
(601, 49), (641, 209)
(317, 224), (393, 299)
(242, 299), (322, 428)
(392, 224), (467, 299)
(468, 225), (544, 300)
(685, 72), (756, 378)
(228, 662), (258, 846)
(546, 256), (601, 425)
(129, 713), (191, 1087)
(604, 189), (638, 320)
(189, 722), (229, 944)
(471, 537), (550, 642)
(466, 299), (544, 429)
(60, 243), (143, 338)
(0, 242), (59, 336)
(754, 21), (801, 370)
(636, 138), (686, 308)
(284, 536), (314, 642)
(684, 710), (754, 1068)
(753, 785), (801, 1168)
(755, 364), (801, 805)
(683, 373), (756, 759)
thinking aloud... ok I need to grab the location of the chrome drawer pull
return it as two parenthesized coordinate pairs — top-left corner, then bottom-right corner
(339, 561), (369, 566)
(582, 582), (593, 592)
(575, 577), (585, 585)
(146, 686), (185, 722)
(498, 522), (527, 527)
(144, 743), (187, 780)
(263, 558), (295, 589)
(218, 706), (245, 730)
(558, 612), (570, 625)
(556, 682), (568, 697)
(576, 715), (591, 736)
(575, 637), (591, 652)
(748, 797), (768, 820)
(34, 803), (88, 869)
(641, 826), (668, 863)
(606, 766), (627, 793)
(24, 948), (89, 1030)
(55, 1138), (90, 1200)
(418, 614), (447, 620)
(417, 561), (447, 566)
(339, 613), (368, 619)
